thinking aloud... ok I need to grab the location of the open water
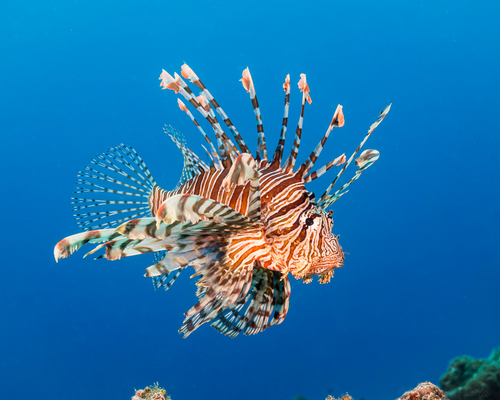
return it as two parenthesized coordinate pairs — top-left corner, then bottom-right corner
(1, 1), (499, 399)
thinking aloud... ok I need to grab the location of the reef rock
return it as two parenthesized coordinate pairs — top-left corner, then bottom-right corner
(396, 382), (447, 400)
(132, 383), (170, 400)
(440, 347), (500, 400)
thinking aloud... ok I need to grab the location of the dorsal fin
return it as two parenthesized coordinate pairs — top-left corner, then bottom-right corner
(164, 126), (210, 188)
(294, 104), (345, 179)
(320, 149), (380, 208)
(283, 74), (312, 173)
(269, 74), (291, 169)
(196, 93), (239, 163)
(174, 71), (235, 165)
(177, 99), (222, 170)
(318, 104), (392, 208)
(303, 154), (346, 183)
(181, 63), (250, 155)
(240, 68), (267, 163)
(160, 69), (234, 166)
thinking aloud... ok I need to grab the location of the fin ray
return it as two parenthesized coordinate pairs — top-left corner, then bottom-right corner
(181, 63), (251, 155)
(295, 104), (345, 179)
(283, 74), (312, 173)
(240, 68), (267, 163)
(269, 74), (291, 168)
(72, 144), (157, 231)
(318, 104), (391, 206)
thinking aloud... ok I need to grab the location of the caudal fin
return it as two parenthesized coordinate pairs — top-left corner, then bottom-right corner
(72, 144), (157, 231)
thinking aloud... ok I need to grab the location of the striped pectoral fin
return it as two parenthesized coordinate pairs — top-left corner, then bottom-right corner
(152, 268), (184, 292)
(83, 237), (160, 261)
(179, 266), (255, 338)
(87, 221), (235, 261)
(54, 229), (119, 262)
(210, 268), (272, 337)
(267, 273), (291, 327)
(209, 269), (291, 337)
(55, 212), (233, 262)
(84, 230), (229, 264)
(114, 217), (232, 240)
(114, 217), (158, 239)
(114, 214), (248, 242)
(145, 242), (225, 277)
(155, 193), (253, 227)
(179, 227), (272, 338)
(237, 269), (274, 335)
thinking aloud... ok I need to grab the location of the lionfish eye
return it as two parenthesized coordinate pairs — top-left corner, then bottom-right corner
(305, 218), (314, 226)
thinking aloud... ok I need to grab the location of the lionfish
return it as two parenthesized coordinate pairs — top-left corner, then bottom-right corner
(54, 64), (391, 338)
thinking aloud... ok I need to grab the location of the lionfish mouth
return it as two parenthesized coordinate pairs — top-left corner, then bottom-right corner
(308, 251), (345, 282)
(311, 256), (344, 274)
(292, 251), (345, 284)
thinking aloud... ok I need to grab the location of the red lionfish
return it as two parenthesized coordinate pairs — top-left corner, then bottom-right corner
(54, 64), (391, 338)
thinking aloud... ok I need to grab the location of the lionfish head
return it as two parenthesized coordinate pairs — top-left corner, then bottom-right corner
(294, 204), (345, 284)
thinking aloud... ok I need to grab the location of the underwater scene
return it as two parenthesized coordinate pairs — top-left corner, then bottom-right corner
(2, 0), (499, 399)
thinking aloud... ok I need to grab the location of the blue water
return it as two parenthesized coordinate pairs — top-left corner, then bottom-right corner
(2, 1), (499, 399)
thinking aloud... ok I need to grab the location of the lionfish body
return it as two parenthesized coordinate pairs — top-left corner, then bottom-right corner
(54, 64), (391, 338)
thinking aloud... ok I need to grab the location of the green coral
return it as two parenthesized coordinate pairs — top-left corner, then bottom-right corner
(440, 347), (500, 400)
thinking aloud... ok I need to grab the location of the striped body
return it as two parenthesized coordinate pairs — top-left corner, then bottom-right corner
(54, 64), (391, 337)
(148, 164), (343, 281)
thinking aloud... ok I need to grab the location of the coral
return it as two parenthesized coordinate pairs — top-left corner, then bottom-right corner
(396, 382), (446, 400)
(441, 347), (500, 400)
(325, 395), (353, 400)
(132, 383), (170, 400)
(322, 384), (445, 400)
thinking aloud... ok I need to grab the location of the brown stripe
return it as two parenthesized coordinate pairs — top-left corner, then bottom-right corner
(210, 169), (229, 199)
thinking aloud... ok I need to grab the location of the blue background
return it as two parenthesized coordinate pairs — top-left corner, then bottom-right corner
(1, 0), (499, 399)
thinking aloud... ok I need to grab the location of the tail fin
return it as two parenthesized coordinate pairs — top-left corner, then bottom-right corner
(70, 143), (184, 292)
(72, 144), (157, 231)
(70, 137), (215, 293)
